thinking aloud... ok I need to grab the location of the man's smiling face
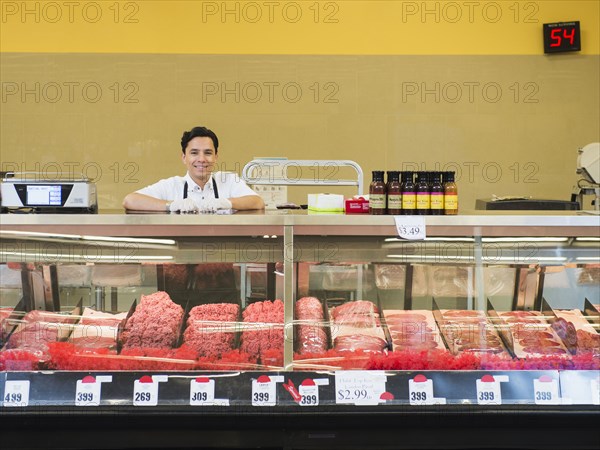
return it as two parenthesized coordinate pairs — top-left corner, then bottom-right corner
(182, 136), (218, 183)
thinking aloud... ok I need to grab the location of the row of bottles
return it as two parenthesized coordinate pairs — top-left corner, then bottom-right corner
(369, 171), (458, 215)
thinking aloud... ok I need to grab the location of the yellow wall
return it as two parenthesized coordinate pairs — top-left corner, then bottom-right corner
(1, 1), (599, 210)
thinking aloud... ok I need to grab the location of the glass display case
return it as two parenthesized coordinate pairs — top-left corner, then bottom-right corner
(0, 212), (598, 450)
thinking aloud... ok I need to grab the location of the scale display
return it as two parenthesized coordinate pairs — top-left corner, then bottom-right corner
(26, 185), (62, 206)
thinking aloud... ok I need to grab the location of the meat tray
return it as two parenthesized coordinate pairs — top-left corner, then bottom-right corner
(382, 309), (447, 352)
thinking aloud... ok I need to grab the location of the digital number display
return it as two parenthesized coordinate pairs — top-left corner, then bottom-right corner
(26, 185), (62, 205)
(543, 21), (581, 53)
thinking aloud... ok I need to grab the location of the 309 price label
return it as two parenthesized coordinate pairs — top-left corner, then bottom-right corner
(533, 377), (560, 405)
(190, 378), (215, 406)
(2, 380), (30, 407)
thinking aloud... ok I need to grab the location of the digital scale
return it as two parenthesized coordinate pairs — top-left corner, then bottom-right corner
(1, 172), (98, 214)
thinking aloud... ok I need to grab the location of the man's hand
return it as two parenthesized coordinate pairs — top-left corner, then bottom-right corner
(197, 198), (233, 213)
(169, 198), (198, 213)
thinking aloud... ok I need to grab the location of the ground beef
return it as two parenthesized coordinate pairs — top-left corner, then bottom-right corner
(240, 300), (284, 362)
(120, 292), (184, 349)
(183, 303), (240, 357)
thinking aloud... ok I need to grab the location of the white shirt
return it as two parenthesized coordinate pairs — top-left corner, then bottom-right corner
(136, 172), (259, 201)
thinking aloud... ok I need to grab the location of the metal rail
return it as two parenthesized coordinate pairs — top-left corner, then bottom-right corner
(241, 159), (364, 195)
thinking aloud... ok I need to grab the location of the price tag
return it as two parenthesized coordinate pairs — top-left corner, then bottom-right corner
(591, 378), (600, 406)
(409, 376), (436, 405)
(476, 375), (502, 405)
(2, 380), (30, 407)
(75, 378), (101, 407)
(533, 377), (560, 405)
(133, 376), (161, 406)
(335, 370), (387, 405)
(298, 384), (319, 407)
(252, 376), (277, 407)
(394, 216), (426, 241)
(190, 378), (215, 406)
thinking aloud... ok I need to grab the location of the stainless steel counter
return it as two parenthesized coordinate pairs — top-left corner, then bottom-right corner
(1, 210), (598, 237)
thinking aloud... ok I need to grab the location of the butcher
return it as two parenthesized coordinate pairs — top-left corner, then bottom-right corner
(123, 126), (265, 213)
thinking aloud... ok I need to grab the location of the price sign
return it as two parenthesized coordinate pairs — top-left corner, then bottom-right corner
(533, 377), (560, 405)
(75, 379), (101, 407)
(335, 371), (387, 405)
(133, 376), (163, 406)
(591, 378), (600, 406)
(299, 383), (319, 407)
(2, 380), (30, 407)
(409, 376), (436, 405)
(252, 376), (277, 407)
(394, 216), (426, 241)
(476, 376), (502, 405)
(190, 378), (215, 406)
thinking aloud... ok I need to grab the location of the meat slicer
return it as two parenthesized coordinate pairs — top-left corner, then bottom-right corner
(573, 142), (600, 211)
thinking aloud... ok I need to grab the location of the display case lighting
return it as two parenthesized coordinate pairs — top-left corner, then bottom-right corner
(575, 237), (600, 242)
(0, 251), (173, 261)
(0, 230), (176, 246)
(481, 237), (568, 243)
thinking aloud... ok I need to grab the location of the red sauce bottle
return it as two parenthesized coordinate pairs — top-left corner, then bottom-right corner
(369, 171), (386, 215)
(386, 171), (402, 215)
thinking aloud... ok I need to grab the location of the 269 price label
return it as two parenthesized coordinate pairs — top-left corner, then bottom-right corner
(533, 378), (560, 405)
(252, 380), (277, 407)
(2, 381), (30, 407)
(190, 378), (215, 406)
(133, 380), (159, 406)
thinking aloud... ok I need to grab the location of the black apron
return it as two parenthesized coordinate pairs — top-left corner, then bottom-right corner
(183, 178), (219, 199)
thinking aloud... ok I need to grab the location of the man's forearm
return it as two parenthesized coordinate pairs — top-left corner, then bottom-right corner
(123, 193), (170, 211)
(229, 195), (265, 211)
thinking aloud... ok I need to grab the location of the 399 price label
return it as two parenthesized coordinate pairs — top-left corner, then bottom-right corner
(298, 384), (319, 407)
(75, 380), (101, 406)
(190, 378), (215, 406)
(252, 379), (277, 407)
(533, 377), (560, 405)
(476, 377), (502, 405)
(409, 378), (434, 405)
(2, 380), (30, 407)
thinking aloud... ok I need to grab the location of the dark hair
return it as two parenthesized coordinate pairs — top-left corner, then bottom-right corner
(180, 126), (219, 154)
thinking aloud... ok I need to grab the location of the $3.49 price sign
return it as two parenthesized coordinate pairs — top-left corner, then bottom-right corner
(190, 378), (215, 406)
(2, 380), (30, 407)
(394, 216), (426, 241)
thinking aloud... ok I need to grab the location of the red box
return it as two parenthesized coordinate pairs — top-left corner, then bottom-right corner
(345, 198), (369, 214)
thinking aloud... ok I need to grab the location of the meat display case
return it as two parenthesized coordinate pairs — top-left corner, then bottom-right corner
(0, 211), (598, 450)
